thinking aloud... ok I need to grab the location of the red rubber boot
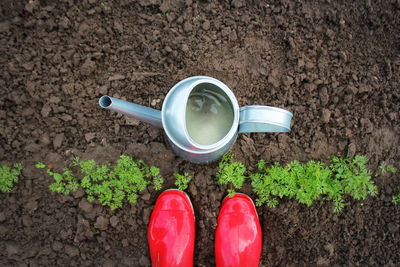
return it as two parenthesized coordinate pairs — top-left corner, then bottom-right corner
(148, 190), (195, 267)
(215, 193), (262, 267)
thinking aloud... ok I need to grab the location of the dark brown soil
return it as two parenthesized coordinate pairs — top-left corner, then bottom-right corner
(1, 0), (399, 266)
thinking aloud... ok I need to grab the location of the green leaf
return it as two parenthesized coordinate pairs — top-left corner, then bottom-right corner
(250, 155), (377, 213)
(35, 162), (46, 169)
(0, 163), (23, 193)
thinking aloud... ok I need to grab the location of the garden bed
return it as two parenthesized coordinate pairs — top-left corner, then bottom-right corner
(0, 0), (399, 266)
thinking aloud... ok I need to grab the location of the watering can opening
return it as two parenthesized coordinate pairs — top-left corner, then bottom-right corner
(99, 96), (112, 108)
(185, 82), (235, 147)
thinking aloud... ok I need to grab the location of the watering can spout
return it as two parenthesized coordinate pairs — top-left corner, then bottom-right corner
(99, 95), (163, 128)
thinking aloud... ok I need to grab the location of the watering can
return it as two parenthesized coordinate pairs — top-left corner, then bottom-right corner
(99, 76), (293, 163)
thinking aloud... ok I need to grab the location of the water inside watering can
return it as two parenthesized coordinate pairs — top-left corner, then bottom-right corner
(185, 83), (234, 145)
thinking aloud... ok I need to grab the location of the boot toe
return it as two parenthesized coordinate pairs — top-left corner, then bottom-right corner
(215, 194), (262, 267)
(148, 190), (195, 267)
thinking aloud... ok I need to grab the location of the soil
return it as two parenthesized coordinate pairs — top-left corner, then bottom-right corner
(1, 0), (399, 266)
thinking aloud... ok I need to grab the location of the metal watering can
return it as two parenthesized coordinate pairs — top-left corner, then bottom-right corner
(99, 76), (293, 163)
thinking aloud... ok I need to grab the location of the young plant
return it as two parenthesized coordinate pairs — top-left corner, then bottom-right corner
(250, 160), (334, 209)
(329, 155), (377, 201)
(150, 166), (164, 191)
(35, 162), (79, 195)
(379, 162), (397, 174)
(36, 155), (164, 210)
(73, 155), (164, 210)
(393, 187), (400, 205)
(0, 163), (23, 193)
(250, 155), (377, 213)
(216, 153), (246, 197)
(174, 173), (191, 191)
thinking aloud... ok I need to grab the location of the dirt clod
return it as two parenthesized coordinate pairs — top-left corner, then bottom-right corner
(95, 216), (109, 231)
(53, 133), (64, 150)
(79, 199), (93, 214)
(65, 245), (79, 257)
(110, 216), (119, 228)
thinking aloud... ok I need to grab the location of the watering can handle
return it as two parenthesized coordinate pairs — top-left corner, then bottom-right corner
(238, 105), (293, 134)
(99, 96), (163, 128)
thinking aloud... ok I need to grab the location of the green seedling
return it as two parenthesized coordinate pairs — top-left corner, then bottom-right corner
(36, 155), (164, 210)
(379, 162), (397, 174)
(35, 162), (79, 195)
(250, 160), (334, 209)
(73, 155), (164, 210)
(216, 153), (246, 197)
(174, 173), (191, 191)
(250, 155), (377, 213)
(0, 163), (23, 193)
(330, 155), (377, 201)
(393, 187), (400, 205)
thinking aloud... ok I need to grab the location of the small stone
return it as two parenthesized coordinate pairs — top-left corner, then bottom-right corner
(321, 109), (331, 123)
(25, 200), (38, 212)
(347, 85), (358, 94)
(49, 96), (61, 104)
(347, 142), (356, 157)
(99, 85), (108, 95)
(317, 257), (330, 266)
(0, 21), (10, 33)
(60, 114), (73, 121)
(52, 241), (63, 251)
(319, 87), (329, 106)
(313, 79), (323, 86)
(282, 75), (294, 86)
(79, 199), (93, 214)
(6, 242), (19, 255)
(387, 222), (398, 233)
(72, 188), (85, 199)
(114, 21), (123, 33)
(61, 83), (75, 94)
(181, 44), (189, 52)
(65, 245), (79, 257)
(59, 16), (70, 29)
(121, 238), (129, 247)
(25, 143), (41, 153)
(95, 216), (109, 231)
(22, 62), (34, 71)
(189, 183), (197, 196)
(81, 58), (96, 76)
(40, 134), (50, 145)
(268, 69), (280, 88)
(0, 212), (6, 223)
(125, 117), (140, 126)
(141, 192), (151, 201)
(139, 255), (151, 266)
(202, 20), (210, 31)
(53, 133), (64, 149)
(102, 259), (114, 267)
(22, 107), (34, 117)
(231, 0), (244, 8)
(324, 243), (335, 257)
(84, 133), (96, 142)
(388, 112), (398, 121)
(108, 74), (125, 81)
(164, 46), (172, 53)
(183, 21), (193, 32)
(110, 216), (119, 227)
(142, 208), (151, 225)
